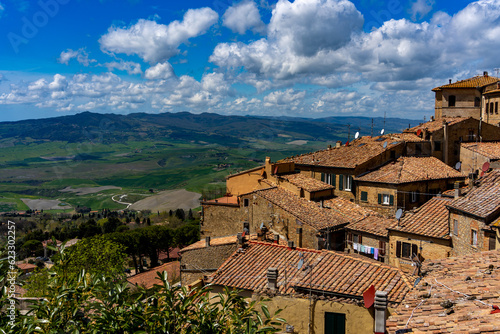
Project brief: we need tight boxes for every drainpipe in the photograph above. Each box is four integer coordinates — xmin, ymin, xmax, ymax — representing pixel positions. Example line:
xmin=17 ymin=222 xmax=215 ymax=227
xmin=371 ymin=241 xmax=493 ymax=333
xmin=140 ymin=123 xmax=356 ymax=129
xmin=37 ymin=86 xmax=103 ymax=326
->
xmin=443 ymin=120 xmax=449 ymax=165
xmin=374 ymin=291 xmax=388 ymax=334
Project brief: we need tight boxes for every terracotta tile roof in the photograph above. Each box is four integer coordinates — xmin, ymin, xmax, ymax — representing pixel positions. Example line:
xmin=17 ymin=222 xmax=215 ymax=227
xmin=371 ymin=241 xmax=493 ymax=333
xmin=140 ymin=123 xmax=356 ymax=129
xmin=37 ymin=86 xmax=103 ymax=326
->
xmin=461 ymin=142 xmax=500 ymax=160
xmin=387 ymin=250 xmax=500 ymax=333
xmin=127 ymin=262 xmax=180 ymax=289
xmin=355 ymin=157 xmax=465 ymax=184
xmin=208 ymin=241 xmax=413 ymax=305
xmin=347 ymin=214 xmax=396 ymax=237
xmin=255 ymin=187 xmax=351 ymax=229
xmin=280 ymin=136 xmax=404 ymax=169
xmin=390 ymin=197 xmax=452 ymax=239
xmin=389 ymin=132 xmax=426 ymax=143
xmin=404 ymin=117 xmax=469 ymax=134
xmin=158 ymin=247 xmax=181 ymax=261
xmin=279 ymin=173 xmax=334 ymax=192
xmin=432 ymin=75 xmax=500 ymax=91
xmin=180 ymin=233 xmax=286 ymax=252
xmin=484 ymin=88 xmax=500 ymax=95
xmin=16 ymin=263 xmax=37 ymax=271
xmin=323 ymin=197 xmax=373 ymax=222
xmin=447 ymin=170 xmax=500 ymax=219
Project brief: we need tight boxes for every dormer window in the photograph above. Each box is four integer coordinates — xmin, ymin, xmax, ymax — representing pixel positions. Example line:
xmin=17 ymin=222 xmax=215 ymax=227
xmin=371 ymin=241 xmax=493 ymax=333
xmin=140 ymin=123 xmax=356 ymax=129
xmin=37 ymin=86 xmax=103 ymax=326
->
xmin=449 ymin=95 xmax=456 ymax=107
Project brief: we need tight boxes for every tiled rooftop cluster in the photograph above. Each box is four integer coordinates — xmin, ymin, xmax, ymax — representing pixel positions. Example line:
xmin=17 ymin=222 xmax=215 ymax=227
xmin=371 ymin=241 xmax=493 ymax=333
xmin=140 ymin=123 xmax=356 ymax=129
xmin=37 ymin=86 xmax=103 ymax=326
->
xmin=347 ymin=214 xmax=396 ymax=237
xmin=392 ymin=197 xmax=452 ymax=239
xmin=462 ymin=142 xmax=500 ymax=160
xmin=387 ymin=250 xmax=500 ymax=333
xmin=127 ymin=262 xmax=180 ymax=289
xmin=447 ymin=170 xmax=500 ymax=219
xmin=180 ymin=233 xmax=287 ymax=252
xmin=280 ymin=136 xmax=403 ymax=168
xmin=209 ymin=241 xmax=413 ymax=305
xmin=404 ymin=117 xmax=468 ymax=134
xmin=279 ymin=173 xmax=334 ymax=192
xmin=255 ymin=187 xmax=351 ymax=229
xmin=356 ymin=157 xmax=464 ymax=184
xmin=432 ymin=75 xmax=500 ymax=90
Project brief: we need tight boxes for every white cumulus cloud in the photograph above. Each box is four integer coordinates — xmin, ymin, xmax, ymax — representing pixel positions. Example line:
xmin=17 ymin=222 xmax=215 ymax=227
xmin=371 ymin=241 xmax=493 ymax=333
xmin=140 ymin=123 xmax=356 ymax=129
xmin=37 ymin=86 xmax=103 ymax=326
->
xmin=99 ymin=8 xmax=218 ymax=64
xmin=222 ymin=1 xmax=266 ymax=34
xmin=104 ymin=61 xmax=142 ymax=75
xmin=58 ymin=49 xmax=96 ymax=66
xmin=409 ymin=0 xmax=435 ymax=21
xmin=144 ymin=62 xmax=175 ymax=80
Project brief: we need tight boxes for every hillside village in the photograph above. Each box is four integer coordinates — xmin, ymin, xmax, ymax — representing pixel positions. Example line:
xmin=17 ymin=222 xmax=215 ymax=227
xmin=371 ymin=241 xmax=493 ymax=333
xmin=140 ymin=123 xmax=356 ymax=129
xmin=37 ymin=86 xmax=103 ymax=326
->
xmin=178 ymin=72 xmax=500 ymax=333
xmin=6 ymin=72 xmax=500 ymax=333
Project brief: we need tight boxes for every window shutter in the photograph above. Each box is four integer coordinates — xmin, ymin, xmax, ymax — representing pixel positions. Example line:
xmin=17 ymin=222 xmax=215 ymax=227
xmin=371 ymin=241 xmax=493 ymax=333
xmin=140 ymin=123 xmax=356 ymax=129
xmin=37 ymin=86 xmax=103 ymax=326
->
xmin=332 ymin=174 xmax=336 ymax=187
xmin=416 ymin=191 xmax=420 ymax=203
xmin=412 ymin=244 xmax=418 ymax=258
xmin=396 ymin=241 xmax=402 ymax=258
xmin=379 ymin=241 xmax=386 ymax=256
xmin=348 ymin=232 xmax=353 ymax=242
xmin=321 ymin=173 xmax=325 ymax=182
xmin=378 ymin=194 xmax=382 ymax=204
xmin=359 ymin=234 xmax=363 ymax=244
xmin=389 ymin=195 xmax=394 ymax=206
xmin=339 ymin=175 xmax=343 ymax=190
xmin=361 ymin=191 xmax=368 ymax=202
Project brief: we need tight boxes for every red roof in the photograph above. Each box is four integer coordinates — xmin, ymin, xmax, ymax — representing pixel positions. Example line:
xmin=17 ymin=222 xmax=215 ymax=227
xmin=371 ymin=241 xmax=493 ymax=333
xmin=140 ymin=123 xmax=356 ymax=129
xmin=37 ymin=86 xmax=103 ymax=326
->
xmin=158 ymin=247 xmax=181 ymax=261
xmin=432 ymin=74 xmax=500 ymax=91
xmin=209 ymin=241 xmax=413 ymax=305
xmin=127 ymin=262 xmax=180 ymax=289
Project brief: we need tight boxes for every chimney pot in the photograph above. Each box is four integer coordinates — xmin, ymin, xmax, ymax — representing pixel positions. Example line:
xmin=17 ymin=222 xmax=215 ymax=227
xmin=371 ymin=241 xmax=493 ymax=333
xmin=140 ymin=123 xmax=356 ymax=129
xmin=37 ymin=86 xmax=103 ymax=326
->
xmin=274 ymin=234 xmax=280 ymax=244
xmin=237 ymin=232 xmax=243 ymax=246
xmin=484 ymin=71 xmax=489 ymax=77
xmin=205 ymin=236 xmax=211 ymax=247
xmin=336 ymin=141 xmax=342 ymax=148
xmin=449 ymin=79 xmax=452 ymax=84
xmin=374 ymin=291 xmax=388 ymax=334
xmin=267 ymin=267 xmax=279 ymax=291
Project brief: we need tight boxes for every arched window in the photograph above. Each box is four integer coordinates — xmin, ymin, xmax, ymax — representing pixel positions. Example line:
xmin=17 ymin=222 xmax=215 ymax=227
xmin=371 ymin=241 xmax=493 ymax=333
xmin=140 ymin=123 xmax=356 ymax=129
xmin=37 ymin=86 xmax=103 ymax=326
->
xmin=449 ymin=95 xmax=456 ymax=107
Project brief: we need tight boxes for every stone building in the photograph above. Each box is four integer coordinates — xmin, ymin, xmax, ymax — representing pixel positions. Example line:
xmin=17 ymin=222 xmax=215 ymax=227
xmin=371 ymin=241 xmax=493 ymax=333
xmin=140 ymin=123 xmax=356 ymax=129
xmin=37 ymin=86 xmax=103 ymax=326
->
xmin=387 ymin=250 xmax=500 ymax=333
xmin=482 ymin=80 xmax=500 ymax=126
xmin=387 ymin=197 xmax=453 ymax=274
xmin=446 ymin=170 xmax=500 ymax=256
xmin=354 ymin=157 xmax=465 ymax=215
xmin=432 ymin=72 xmax=500 ymax=121
xmin=460 ymin=141 xmax=500 ymax=176
xmin=403 ymin=116 xmax=500 ymax=167
xmin=208 ymin=241 xmax=413 ymax=334
xmin=345 ymin=213 xmax=396 ymax=263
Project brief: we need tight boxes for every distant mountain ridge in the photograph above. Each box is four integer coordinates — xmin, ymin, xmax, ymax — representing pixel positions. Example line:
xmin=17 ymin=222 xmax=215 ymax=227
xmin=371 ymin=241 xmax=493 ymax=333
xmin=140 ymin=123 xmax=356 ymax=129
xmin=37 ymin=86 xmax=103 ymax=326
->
xmin=0 ymin=111 xmax=418 ymax=145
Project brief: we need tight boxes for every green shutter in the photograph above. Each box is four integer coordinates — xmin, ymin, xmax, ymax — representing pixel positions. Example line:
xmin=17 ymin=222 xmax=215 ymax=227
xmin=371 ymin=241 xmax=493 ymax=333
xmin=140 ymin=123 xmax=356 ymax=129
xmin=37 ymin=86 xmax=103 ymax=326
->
xmin=361 ymin=191 xmax=368 ymax=202
xmin=378 ymin=193 xmax=382 ymax=204
xmin=332 ymin=174 xmax=336 ymax=187
xmin=321 ymin=173 xmax=325 ymax=182
xmin=339 ymin=175 xmax=343 ymax=190
xmin=325 ymin=312 xmax=346 ymax=334
xmin=389 ymin=195 xmax=394 ymax=206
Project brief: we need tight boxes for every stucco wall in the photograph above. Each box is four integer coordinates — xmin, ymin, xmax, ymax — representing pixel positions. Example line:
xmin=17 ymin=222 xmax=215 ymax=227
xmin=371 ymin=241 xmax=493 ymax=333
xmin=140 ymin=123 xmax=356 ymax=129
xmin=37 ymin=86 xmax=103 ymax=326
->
xmin=226 ymin=167 xmax=266 ymax=196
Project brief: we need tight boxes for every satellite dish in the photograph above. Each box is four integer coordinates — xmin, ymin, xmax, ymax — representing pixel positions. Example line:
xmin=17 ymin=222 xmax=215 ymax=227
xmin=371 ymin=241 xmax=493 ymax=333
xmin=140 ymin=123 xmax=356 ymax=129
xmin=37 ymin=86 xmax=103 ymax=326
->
xmin=416 ymin=129 xmax=422 ymax=137
xmin=355 ymin=132 xmax=359 ymax=139
xmin=260 ymin=222 xmax=264 ymax=229
xmin=345 ymin=141 xmax=349 ymax=146
xmin=380 ymin=129 xmax=385 ymax=135
xmin=482 ymin=161 xmax=490 ymax=172
xmin=480 ymin=171 xmax=485 ymax=178
xmin=383 ymin=141 xmax=388 ymax=149
xmin=455 ymin=161 xmax=462 ymax=171
xmin=297 ymin=259 xmax=304 ymax=270
xmin=395 ymin=208 xmax=403 ymax=220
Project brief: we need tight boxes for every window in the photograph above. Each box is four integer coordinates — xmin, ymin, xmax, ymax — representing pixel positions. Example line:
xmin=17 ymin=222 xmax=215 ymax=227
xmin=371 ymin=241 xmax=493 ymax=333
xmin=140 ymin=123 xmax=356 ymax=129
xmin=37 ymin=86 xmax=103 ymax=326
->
xmin=491 ymin=102 xmax=494 ymax=115
xmin=475 ymin=97 xmax=480 ymax=107
xmin=360 ymin=191 xmax=368 ymax=202
xmin=453 ymin=219 xmax=458 ymax=236
xmin=468 ymin=130 xmax=475 ymax=141
xmin=343 ymin=175 xmax=352 ymax=191
xmin=396 ymin=241 xmax=418 ymax=259
xmin=325 ymin=312 xmax=345 ymax=334
xmin=321 ymin=173 xmax=336 ymax=187
xmin=378 ymin=194 xmax=394 ymax=206
xmin=489 ymin=235 xmax=496 ymax=251
xmin=243 ymin=198 xmax=249 ymax=207
xmin=496 ymin=102 xmax=499 ymax=114
xmin=471 ymin=229 xmax=478 ymax=247
xmin=415 ymin=143 xmax=422 ymax=155
xmin=390 ymin=150 xmax=396 ymax=159
xmin=410 ymin=191 xmax=418 ymax=203
xmin=486 ymin=102 xmax=489 ymax=114
xmin=434 ymin=141 xmax=441 ymax=151
xmin=352 ymin=233 xmax=361 ymax=244
xmin=379 ymin=240 xmax=386 ymax=257
xmin=449 ymin=95 xmax=456 ymax=107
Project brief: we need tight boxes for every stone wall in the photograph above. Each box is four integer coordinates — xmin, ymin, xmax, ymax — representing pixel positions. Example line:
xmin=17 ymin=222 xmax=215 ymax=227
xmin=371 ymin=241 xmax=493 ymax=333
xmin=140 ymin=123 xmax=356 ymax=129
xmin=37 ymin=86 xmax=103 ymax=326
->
xmin=180 ymin=243 xmax=238 ymax=286
xmin=201 ymin=203 xmax=244 ymax=238
xmin=388 ymin=230 xmax=451 ymax=274
xmin=440 ymin=88 xmax=481 ymax=119
xmin=449 ymin=211 xmax=489 ymax=256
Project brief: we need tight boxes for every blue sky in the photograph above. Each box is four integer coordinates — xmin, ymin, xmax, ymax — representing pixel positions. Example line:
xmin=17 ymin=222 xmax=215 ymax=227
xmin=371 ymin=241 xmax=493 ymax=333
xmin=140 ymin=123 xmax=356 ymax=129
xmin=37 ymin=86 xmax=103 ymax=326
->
xmin=0 ymin=0 xmax=498 ymax=121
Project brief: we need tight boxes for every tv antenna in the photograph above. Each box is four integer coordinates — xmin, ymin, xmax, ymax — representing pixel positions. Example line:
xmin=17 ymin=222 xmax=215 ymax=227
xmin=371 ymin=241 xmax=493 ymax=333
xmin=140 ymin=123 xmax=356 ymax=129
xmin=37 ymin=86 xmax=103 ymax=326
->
xmin=495 ymin=68 xmax=500 ymax=77
xmin=347 ymin=124 xmax=351 ymax=142
xmin=371 ymin=118 xmax=374 ymax=137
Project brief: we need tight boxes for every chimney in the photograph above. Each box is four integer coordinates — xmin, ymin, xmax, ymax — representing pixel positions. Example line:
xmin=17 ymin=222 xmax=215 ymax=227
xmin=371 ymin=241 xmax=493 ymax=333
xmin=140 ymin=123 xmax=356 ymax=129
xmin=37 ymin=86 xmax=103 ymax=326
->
xmin=374 ymin=291 xmax=388 ymax=334
xmin=449 ymin=79 xmax=452 ymax=84
xmin=288 ymin=240 xmax=295 ymax=249
xmin=484 ymin=71 xmax=489 ymax=77
xmin=205 ymin=236 xmax=211 ymax=247
xmin=267 ymin=268 xmax=279 ymax=291
xmin=454 ymin=182 xmax=461 ymax=199
xmin=431 ymin=116 xmax=434 ymax=121
xmin=296 ymin=228 xmax=303 ymax=248
xmin=328 ymin=144 xmax=332 ymax=149
xmin=237 ymin=232 xmax=243 ymax=246
xmin=274 ymin=234 xmax=280 ymax=244
xmin=336 ymin=141 xmax=342 ymax=148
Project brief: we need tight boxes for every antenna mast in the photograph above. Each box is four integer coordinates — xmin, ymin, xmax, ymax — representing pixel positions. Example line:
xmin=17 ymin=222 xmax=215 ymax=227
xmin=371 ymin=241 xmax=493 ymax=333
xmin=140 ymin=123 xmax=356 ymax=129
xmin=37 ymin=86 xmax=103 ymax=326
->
xmin=347 ymin=124 xmax=351 ymax=143
xmin=371 ymin=118 xmax=374 ymax=137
